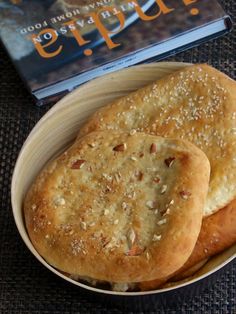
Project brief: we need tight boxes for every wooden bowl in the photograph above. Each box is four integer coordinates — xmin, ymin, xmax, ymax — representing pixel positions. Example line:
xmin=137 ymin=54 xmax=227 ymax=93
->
xmin=11 ymin=62 xmax=236 ymax=307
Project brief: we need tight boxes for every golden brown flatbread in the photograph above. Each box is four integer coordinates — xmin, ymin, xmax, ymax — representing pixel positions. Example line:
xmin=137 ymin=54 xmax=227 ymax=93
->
xmin=24 ymin=130 xmax=210 ymax=283
xmin=139 ymin=198 xmax=236 ymax=290
xmin=79 ymin=64 xmax=236 ymax=217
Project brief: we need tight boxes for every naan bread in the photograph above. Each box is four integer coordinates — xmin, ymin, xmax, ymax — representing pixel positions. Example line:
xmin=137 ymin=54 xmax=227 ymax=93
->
xmin=79 ymin=64 xmax=236 ymax=216
xmin=24 ymin=131 xmax=210 ymax=282
xmin=139 ymin=198 xmax=236 ymax=290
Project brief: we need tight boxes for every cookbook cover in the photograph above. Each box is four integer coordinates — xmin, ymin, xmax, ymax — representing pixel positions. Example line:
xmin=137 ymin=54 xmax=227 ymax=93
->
xmin=0 ymin=0 xmax=232 ymax=105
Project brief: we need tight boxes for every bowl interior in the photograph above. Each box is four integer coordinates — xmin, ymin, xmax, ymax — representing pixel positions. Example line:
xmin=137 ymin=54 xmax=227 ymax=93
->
xmin=11 ymin=62 xmax=236 ymax=295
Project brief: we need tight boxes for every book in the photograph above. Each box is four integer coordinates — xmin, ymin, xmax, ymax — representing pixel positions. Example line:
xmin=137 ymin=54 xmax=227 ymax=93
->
xmin=0 ymin=0 xmax=232 ymax=105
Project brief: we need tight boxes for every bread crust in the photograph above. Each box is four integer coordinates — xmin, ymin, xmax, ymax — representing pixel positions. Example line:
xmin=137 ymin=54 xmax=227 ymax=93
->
xmin=24 ymin=131 xmax=210 ymax=282
xmin=139 ymin=199 xmax=236 ymax=290
xmin=78 ymin=64 xmax=236 ymax=216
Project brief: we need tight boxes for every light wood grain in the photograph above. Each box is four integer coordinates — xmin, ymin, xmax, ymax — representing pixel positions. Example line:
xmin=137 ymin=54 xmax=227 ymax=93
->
xmin=11 ymin=62 xmax=236 ymax=295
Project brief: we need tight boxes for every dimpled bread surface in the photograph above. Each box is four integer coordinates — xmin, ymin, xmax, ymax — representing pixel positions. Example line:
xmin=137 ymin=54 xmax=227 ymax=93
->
xmin=24 ymin=131 xmax=210 ymax=283
xmin=78 ymin=64 xmax=236 ymax=216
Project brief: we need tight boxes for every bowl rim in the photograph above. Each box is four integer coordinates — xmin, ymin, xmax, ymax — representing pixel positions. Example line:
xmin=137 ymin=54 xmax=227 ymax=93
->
xmin=11 ymin=61 xmax=236 ymax=296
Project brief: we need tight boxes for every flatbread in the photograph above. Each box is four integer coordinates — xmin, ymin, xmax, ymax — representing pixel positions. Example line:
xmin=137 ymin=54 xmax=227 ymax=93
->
xmin=139 ymin=198 xmax=236 ymax=290
xmin=79 ymin=64 xmax=236 ymax=216
xmin=24 ymin=130 xmax=210 ymax=282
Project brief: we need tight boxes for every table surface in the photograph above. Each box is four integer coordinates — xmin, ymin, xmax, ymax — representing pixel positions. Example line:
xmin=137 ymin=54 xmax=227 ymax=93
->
xmin=0 ymin=0 xmax=235 ymax=313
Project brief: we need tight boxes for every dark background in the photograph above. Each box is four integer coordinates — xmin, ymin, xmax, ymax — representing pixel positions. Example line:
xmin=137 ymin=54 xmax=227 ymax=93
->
xmin=0 ymin=0 xmax=235 ymax=313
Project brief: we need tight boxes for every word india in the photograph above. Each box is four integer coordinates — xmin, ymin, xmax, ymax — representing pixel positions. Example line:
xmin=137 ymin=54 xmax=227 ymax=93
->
xmin=28 ymin=0 xmax=199 ymax=58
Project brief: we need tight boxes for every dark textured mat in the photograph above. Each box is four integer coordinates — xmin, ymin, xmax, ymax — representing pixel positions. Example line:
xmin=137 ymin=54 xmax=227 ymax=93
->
xmin=0 ymin=0 xmax=235 ymax=313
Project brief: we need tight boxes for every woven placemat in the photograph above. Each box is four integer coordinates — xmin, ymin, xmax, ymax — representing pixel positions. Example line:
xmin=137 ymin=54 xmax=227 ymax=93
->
xmin=0 ymin=0 xmax=235 ymax=313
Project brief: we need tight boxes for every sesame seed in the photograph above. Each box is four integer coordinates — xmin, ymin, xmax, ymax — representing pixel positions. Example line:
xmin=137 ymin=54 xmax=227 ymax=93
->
xmin=160 ymin=185 xmax=167 ymax=194
xmin=104 ymin=209 xmax=110 ymax=216
xmin=157 ymin=218 xmax=167 ymax=225
xmin=80 ymin=221 xmax=87 ymax=230
xmin=146 ymin=200 xmax=156 ymax=209
xmin=54 ymin=196 xmax=65 ymax=206
xmin=129 ymin=129 xmax=137 ymax=135
xmin=153 ymin=234 xmax=162 ymax=241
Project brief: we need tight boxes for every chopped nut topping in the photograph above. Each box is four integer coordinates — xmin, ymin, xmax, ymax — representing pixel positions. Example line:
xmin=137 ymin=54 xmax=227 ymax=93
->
xmin=160 ymin=185 xmax=167 ymax=194
xmin=131 ymin=156 xmax=138 ymax=161
xmin=157 ymin=218 xmax=167 ymax=225
xmin=153 ymin=177 xmax=160 ymax=183
xmin=169 ymin=199 xmax=175 ymax=205
xmin=129 ymin=129 xmax=137 ymax=136
xmin=113 ymin=143 xmax=127 ymax=152
xmin=122 ymin=202 xmax=128 ymax=210
xmin=80 ymin=221 xmax=87 ymax=230
xmin=88 ymin=143 xmax=96 ymax=148
xmin=164 ymin=208 xmax=171 ymax=215
xmin=71 ymin=159 xmax=86 ymax=169
xmin=127 ymin=191 xmax=136 ymax=199
xmin=153 ymin=234 xmax=162 ymax=241
xmin=126 ymin=245 xmax=144 ymax=256
xmin=127 ymin=228 xmax=136 ymax=247
xmin=179 ymin=191 xmax=192 ymax=200
xmin=102 ymin=173 xmax=113 ymax=181
xmin=31 ymin=204 xmax=37 ymax=211
xmin=150 ymin=143 xmax=157 ymax=154
xmin=164 ymin=157 xmax=176 ymax=168
xmin=104 ymin=186 xmax=112 ymax=193
xmin=114 ymin=172 xmax=121 ymax=183
xmin=136 ymin=171 xmax=144 ymax=181
xmin=160 ymin=208 xmax=168 ymax=216
xmin=146 ymin=200 xmax=157 ymax=209
xmin=146 ymin=252 xmax=150 ymax=260
xmin=114 ymin=219 xmax=119 ymax=225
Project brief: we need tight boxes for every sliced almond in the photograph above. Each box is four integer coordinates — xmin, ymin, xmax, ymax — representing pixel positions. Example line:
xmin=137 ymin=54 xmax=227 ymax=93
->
xmin=160 ymin=185 xmax=167 ymax=194
xmin=150 ymin=143 xmax=157 ymax=154
xmin=146 ymin=251 xmax=150 ymax=260
xmin=157 ymin=218 xmax=167 ymax=225
xmin=113 ymin=143 xmax=127 ymax=152
xmin=122 ymin=202 xmax=128 ymax=210
xmin=129 ymin=129 xmax=137 ymax=136
xmin=127 ymin=228 xmax=136 ymax=247
xmin=146 ymin=200 xmax=157 ymax=209
xmin=153 ymin=177 xmax=160 ymax=183
xmin=136 ymin=171 xmax=144 ymax=181
xmin=80 ymin=221 xmax=87 ymax=230
xmin=126 ymin=244 xmax=144 ymax=256
xmin=71 ymin=159 xmax=86 ymax=169
xmin=164 ymin=157 xmax=176 ymax=168
xmin=179 ymin=191 xmax=192 ymax=200
xmin=152 ymin=234 xmax=162 ymax=241
xmin=88 ymin=143 xmax=96 ymax=148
